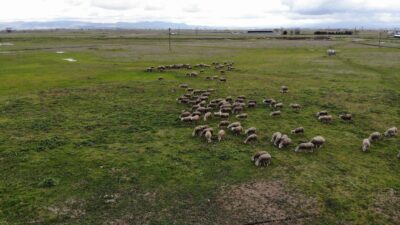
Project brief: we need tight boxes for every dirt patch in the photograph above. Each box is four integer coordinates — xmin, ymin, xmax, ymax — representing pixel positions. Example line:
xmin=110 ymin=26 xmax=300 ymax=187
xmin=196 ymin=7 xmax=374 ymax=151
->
xmin=371 ymin=188 xmax=400 ymax=224
xmin=216 ymin=181 xmax=320 ymax=225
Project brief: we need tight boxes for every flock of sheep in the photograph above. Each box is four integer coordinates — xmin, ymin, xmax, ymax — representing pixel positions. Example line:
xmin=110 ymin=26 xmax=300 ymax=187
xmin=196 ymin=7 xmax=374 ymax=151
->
xmin=148 ymin=60 xmax=398 ymax=167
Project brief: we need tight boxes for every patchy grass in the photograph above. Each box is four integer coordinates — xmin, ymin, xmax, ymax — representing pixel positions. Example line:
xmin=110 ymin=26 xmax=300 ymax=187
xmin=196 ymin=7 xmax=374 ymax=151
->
xmin=0 ymin=31 xmax=399 ymax=224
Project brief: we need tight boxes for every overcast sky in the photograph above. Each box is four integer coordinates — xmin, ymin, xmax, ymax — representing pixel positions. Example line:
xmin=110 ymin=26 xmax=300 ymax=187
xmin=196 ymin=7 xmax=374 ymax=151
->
xmin=1 ymin=0 xmax=400 ymax=28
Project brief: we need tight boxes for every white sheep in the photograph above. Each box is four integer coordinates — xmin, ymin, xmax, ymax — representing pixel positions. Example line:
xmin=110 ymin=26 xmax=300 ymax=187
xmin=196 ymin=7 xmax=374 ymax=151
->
xmin=310 ymin=136 xmax=326 ymax=148
xmin=339 ymin=113 xmax=352 ymax=121
xmin=289 ymin=103 xmax=301 ymax=110
xmin=291 ymin=127 xmax=304 ymax=135
xmin=231 ymin=125 xmax=243 ymax=135
xmin=362 ymin=138 xmax=370 ymax=152
xmin=251 ymin=151 xmax=268 ymax=162
xmin=227 ymin=122 xmax=241 ymax=129
xmin=270 ymin=111 xmax=281 ymax=117
xmin=255 ymin=153 xmax=272 ymax=167
xmin=244 ymin=134 xmax=258 ymax=144
xmin=318 ymin=115 xmax=333 ymax=123
xmin=316 ymin=111 xmax=328 ymax=117
xmin=203 ymin=112 xmax=212 ymax=121
xmin=218 ymin=130 xmax=225 ymax=142
xmin=278 ymin=135 xmax=292 ymax=149
xmin=192 ymin=125 xmax=209 ymax=137
xmin=295 ymin=142 xmax=315 ymax=152
xmin=271 ymin=132 xmax=282 ymax=146
xmin=369 ymin=132 xmax=381 ymax=142
xmin=219 ymin=120 xmax=230 ymax=128
xmin=384 ymin=127 xmax=398 ymax=137
xmin=245 ymin=127 xmax=256 ymax=136
xmin=190 ymin=115 xmax=200 ymax=122
xmin=236 ymin=113 xmax=248 ymax=119
xmin=280 ymin=86 xmax=288 ymax=93
xmin=205 ymin=130 xmax=212 ymax=143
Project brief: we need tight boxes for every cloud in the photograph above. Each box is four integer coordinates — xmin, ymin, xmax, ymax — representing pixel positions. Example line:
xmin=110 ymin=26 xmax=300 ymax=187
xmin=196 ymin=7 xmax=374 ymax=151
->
xmin=183 ymin=4 xmax=200 ymax=13
xmin=91 ymin=0 xmax=139 ymax=10
xmin=144 ymin=4 xmax=164 ymax=11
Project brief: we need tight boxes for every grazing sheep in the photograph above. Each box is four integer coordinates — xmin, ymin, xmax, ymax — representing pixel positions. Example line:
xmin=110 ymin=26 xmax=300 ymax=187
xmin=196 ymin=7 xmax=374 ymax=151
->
xmin=236 ymin=113 xmax=248 ymax=119
xmin=179 ymin=84 xmax=188 ymax=88
xmin=369 ymin=132 xmax=381 ymax=142
xmin=280 ymin=86 xmax=289 ymax=93
xmin=245 ymin=127 xmax=257 ymax=136
xmin=180 ymin=111 xmax=191 ymax=118
xmin=220 ymin=77 xmax=227 ymax=82
xmin=231 ymin=126 xmax=243 ymax=135
xmin=232 ymin=106 xmax=243 ymax=114
xmin=291 ymin=127 xmax=304 ymax=135
xmin=263 ymin=98 xmax=275 ymax=106
xmin=191 ymin=115 xmax=200 ymax=122
xmin=181 ymin=116 xmax=192 ymax=122
xmin=384 ymin=127 xmax=398 ymax=137
xmin=227 ymin=122 xmax=241 ymax=129
xmin=218 ymin=130 xmax=225 ymax=142
xmin=397 ymin=151 xmax=400 ymax=159
xmin=219 ymin=120 xmax=230 ymax=128
xmin=271 ymin=132 xmax=282 ymax=145
xmin=244 ymin=134 xmax=258 ymax=144
xmin=289 ymin=103 xmax=301 ymax=110
xmin=316 ymin=110 xmax=328 ymax=117
xmin=220 ymin=112 xmax=229 ymax=119
xmin=255 ymin=153 xmax=272 ymax=167
xmin=327 ymin=49 xmax=336 ymax=56
xmin=221 ymin=107 xmax=232 ymax=113
xmin=248 ymin=102 xmax=257 ymax=108
xmin=205 ymin=130 xmax=212 ymax=143
xmin=272 ymin=102 xmax=284 ymax=109
xmin=362 ymin=138 xmax=370 ymax=152
xmin=192 ymin=111 xmax=202 ymax=117
xmin=318 ymin=115 xmax=333 ymax=123
xmin=251 ymin=151 xmax=269 ymax=162
xmin=339 ymin=113 xmax=352 ymax=121
xmin=158 ymin=77 xmax=164 ymax=80
xmin=192 ymin=125 xmax=209 ymax=137
xmin=295 ymin=142 xmax=315 ymax=153
xmin=278 ymin=135 xmax=292 ymax=149
xmin=311 ymin=136 xmax=326 ymax=148
xmin=204 ymin=112 xmax=212 ymax=121
xmin=270 ymin=111 xmax=281 ymax=117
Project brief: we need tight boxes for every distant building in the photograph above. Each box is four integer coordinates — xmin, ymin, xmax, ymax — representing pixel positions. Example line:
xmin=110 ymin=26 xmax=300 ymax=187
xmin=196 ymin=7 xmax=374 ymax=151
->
xmin=395 ymin=34 xmax=400 ymax=38
xmin=5 ymin=27 xmax=12 ymax=33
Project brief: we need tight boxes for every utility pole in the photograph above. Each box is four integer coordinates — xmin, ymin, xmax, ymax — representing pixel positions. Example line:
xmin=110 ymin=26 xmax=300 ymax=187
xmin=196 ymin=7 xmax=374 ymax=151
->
xmin=168 ymin=28 xmax=171 ymax=52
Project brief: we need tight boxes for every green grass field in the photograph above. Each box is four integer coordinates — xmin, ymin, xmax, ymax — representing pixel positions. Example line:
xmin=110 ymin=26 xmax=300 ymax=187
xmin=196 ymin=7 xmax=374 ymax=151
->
xmin=0 ymin=31 xmax=399 ymax=225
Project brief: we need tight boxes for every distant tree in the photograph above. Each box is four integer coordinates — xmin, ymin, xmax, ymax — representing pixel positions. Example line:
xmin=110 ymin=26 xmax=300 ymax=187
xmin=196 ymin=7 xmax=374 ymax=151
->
xmin=282 ymin=30 xmax=288 ymax=35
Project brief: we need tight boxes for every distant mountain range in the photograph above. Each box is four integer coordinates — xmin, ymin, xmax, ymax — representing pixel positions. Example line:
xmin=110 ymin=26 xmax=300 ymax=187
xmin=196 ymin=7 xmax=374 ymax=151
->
xmin=0 ymin=21 xmax=209 ymax=30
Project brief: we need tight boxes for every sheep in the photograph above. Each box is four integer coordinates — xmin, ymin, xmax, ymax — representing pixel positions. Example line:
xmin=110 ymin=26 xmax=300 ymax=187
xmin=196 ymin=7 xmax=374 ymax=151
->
xmin=295 ymin=142 xmax=315 ymax=152
xmin=369 ymin=132 xmax=381 ymax=142
xmin=179 ymin=84 xmax=188 ymax=88
xmin=271 ymin=132 xmax=282 ymax=145
xmin=384 ymin=127 xmax=398 ymax=137
xmin=181 ymin=116 xmax=192 ymax=122
xmin=397 ymin=151 xmax=400 ymax=159
xmin=192 ymin=111 xmax=202 ymax=117
xmin=280 ymin=86 xmax=289 ymax=93
xmin=245 ymin=127 xmax=256 ymax=136
xmin=192 ymin=125 xmax=209 ymax=137
xmin=248 ymin=102 xmax=257 ymax=108
xmin=219 ymin=77 xmax=227 ymax=82
xmin=232 ymin=106 xmax=243 ymax=114
xmin=231 ymin=126 xmax=243 ymax=135
xmin=225 ymin=96 xmax=233 ymax=103
xmin=220 ymin=112 xmax=230 ymax=119
xmin=158 ymin=77 xmax=164 ymax=81
xmin=310 ymin=136 xmax=326 ymax=148
xmin=263 ymin=98 xmax=275 ymax=106
xmin=362 ymin=138 xmax=370 ymax=152
xmin=180 ymin=111 xmax=191 ymax=118
xmin=270 ymin=111 xmax=281 ymax=117
xmin=318 ymin=115 xmax=333 ymax=123
xmin=221 ymin=107 xmax=232 ymax=113
xmin=327 ymin=49 xmax=336 ymax=56
xmin=251 ymin=151 xmax=268 ymax=162
xmin=291 ymin=127 xmax=304 ymax=135
xmin=227 ymin=122 xmax=241 ymax=129
xmin=316 ymin=111 xmax=328 ymax=117
xmin=244 ymin=134 xmax=258 ymax=144
xmin=272 ymin=102 xmax=284 ymax=109
xmin=190 ymin=115 xmax=200 ymax=122
xmin=289 ymin=103 xmax=301 ymax=110
xmin=205 ymin=130 xmax=212 ymax=143
xmin=255 ymin=153 xmax=272 ymax=167
xmin=218 ymin=130 xmax=226 ymax=142
xmin=278 ymin=135 xmax=292 ymax=149
xmin=203 ymin=112 xmax=212 ymax=121
xmin=236 ymin=113 xmax=248 ymax=119
xmin=339 ymin=113 xmax=352 ymax=121
xmin=219 ymin=120 xmax=230 ymax=128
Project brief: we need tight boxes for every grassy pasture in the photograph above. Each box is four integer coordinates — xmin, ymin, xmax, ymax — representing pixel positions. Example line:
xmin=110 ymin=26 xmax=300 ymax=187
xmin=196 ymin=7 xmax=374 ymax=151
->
xmin=0 ymin=31 xmax=400 ymax=224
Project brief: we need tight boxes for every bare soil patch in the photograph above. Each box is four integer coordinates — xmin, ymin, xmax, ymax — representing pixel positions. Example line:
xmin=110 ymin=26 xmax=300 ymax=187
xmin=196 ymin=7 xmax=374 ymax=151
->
xmin=216 ymin=181 xmax=320 ymax=225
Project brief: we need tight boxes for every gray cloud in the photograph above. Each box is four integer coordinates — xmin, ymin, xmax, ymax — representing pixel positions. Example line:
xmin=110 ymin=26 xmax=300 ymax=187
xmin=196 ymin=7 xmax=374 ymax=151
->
xmin=183 ymin=4 xmax=200 ymax=13
xmin=91 ymin=0 xmax=139 ymax=10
